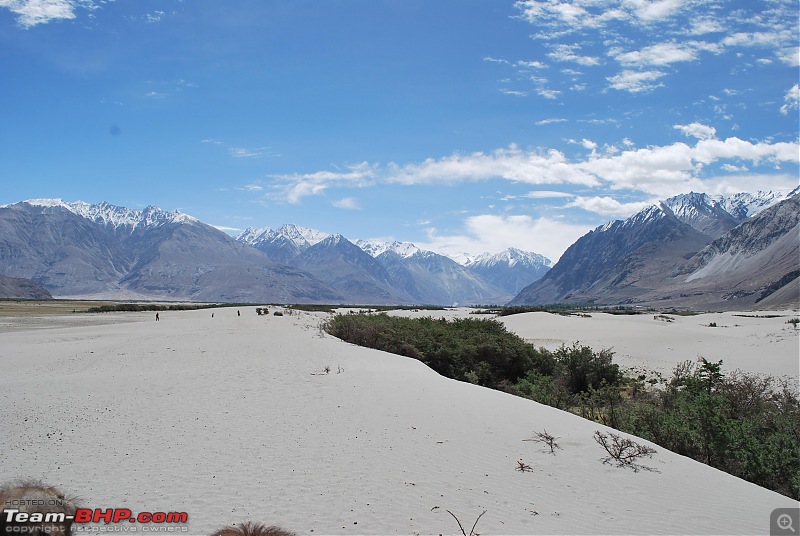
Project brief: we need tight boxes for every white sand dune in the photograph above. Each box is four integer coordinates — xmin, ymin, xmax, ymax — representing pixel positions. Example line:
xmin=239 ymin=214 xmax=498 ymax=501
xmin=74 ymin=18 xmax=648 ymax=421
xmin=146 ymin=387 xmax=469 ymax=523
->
xmin=498 ymin=311 xmax=800 ymax=380
xmin=1 ymin=307 xmax=797 ymax=535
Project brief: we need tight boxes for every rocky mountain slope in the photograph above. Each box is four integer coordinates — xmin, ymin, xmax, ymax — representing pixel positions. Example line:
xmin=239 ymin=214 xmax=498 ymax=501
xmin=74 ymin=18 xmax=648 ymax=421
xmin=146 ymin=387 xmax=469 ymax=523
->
xmin=0 ymin=274 xmax=53 ymax=299
xmin=0 ymin=200 xmax=549 ymax=305
xmin=239 ymin=229 xmax=525 ymax=304
xmin=0 ymin=200 xmax=342 ymax=303
xmin=510 ymin=190 xmax=799 ymax=310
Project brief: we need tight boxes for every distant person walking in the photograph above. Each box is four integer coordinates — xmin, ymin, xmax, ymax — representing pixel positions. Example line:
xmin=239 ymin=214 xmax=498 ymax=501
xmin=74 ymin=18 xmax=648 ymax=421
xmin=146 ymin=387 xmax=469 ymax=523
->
xmin=237 ymin=310 xmax=241 ymax=317
xmin=155 ymin=312 xmax=160 ymax=321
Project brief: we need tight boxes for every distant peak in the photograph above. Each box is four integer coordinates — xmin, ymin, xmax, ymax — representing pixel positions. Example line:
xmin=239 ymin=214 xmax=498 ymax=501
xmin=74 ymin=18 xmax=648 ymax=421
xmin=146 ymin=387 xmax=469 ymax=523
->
xmin=467 ymin=247 xmax=551 ymax=268
xmin=236 ymin=227 xmax=273 ymax=244
xmin=356 ymin=239 xmax=421 ymax=258
xmin=15 ymin=199 xmax=197 ymax=229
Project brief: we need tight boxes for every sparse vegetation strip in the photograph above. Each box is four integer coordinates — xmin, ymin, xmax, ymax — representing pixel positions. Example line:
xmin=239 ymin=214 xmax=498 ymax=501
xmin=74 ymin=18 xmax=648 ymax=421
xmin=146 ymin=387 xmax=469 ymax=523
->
xmin=323 ymin=312 xmax=800 ymax=499
xmin=86 ymin=303 xmax=226 ymax=313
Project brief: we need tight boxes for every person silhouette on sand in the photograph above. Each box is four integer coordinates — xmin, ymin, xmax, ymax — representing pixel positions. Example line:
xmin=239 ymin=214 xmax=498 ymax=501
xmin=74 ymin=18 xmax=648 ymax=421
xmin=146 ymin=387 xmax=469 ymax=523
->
xmin=155 ymin=312 xmax=160 ymax=321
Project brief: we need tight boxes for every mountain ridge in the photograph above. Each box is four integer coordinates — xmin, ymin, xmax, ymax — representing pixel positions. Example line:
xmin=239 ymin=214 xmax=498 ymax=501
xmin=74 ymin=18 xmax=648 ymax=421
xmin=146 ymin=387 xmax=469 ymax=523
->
xmin=2 ymin=190 xmax=794 ymax=308
xmin=509 ymin=189 xmax=798 ymax=309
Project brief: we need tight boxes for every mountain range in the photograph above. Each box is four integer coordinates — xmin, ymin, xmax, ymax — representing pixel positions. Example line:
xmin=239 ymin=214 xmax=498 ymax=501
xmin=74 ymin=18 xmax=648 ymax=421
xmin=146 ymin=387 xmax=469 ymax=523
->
xmin=0 ymin=199 xmax=549 ymax=304
xmin=510 ymin=189 xmax=799 ymax=310
xmin=236 ymin=224 xmax=550 ymax=304
xmin=1 ymin=189 xmax=796 ymax=309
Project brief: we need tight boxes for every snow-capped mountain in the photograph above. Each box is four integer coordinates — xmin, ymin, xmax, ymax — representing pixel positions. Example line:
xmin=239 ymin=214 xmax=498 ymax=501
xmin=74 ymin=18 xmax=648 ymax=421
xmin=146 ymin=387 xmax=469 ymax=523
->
xmin=661 ymin=192 xmax=740 ymax=239
xmin=0 ymin=200 xmax=341 ymax=302
xmin=237 ymin=227 xmax=518 ymax=304
xmin=467 ymin=248 xmax=551 ymax=270
xmin=6 ymin=190 xmax=789 ymax=308
xmin=510 ymin=190 xmax=799 ymax=309
xmin=683 ymin=194 xmax=799 ymax=308
xmin=356 ymin=239 xmax=421 ymax=259
xmin=237 ymin=224 xmax=333 ymax=264
xmin=465 ymin=248 xmax=552 ymax=296
xmin=714 ymin=188 xmax=797 ymax=220
xmin=238 ymin=224 xmax=330 ymax=250
xmin=11 ymin=198 xmax=198 ymax=231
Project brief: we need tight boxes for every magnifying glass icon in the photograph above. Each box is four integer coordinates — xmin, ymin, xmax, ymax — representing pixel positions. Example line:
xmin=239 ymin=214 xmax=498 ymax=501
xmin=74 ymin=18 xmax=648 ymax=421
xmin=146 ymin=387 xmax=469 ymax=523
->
xmin=778 ymin=513 xmax=796 ymax=533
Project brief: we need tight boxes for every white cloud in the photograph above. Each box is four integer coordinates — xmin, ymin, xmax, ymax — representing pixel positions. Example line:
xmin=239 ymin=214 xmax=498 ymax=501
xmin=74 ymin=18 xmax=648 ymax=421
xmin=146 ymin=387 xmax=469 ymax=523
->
xmin=780 ymin=84 xmax=799 ymax=115
xmin=145 ymin=10 xmax=163 ymax=23
xmin=511 ymin=0 xmax=798 ymax=95
xmin=698 ymin=173 xmax=800 ymax=196
xmin=720 ymin=163 xmax=747 ymax=172
xmin=501 ymin=190 xmax=574 ymax=201
xmin=418 ymin=214 xmax=591 ymax=263
xmin=229 ymin=146 xmax=277 ymax=158
xmin=211 ymin=225 xmax=242 ymax=234
xmin=332 ymin=197 xmax=361 ymax=210
xmin=536 ymin=87 xmax=561 ymax=99
xmin=690 ymin=137 xmax=799 ymax=165
xmin=273 ymin=162 xmax=378 ymax=204
xmin=514 ymin=0 xmax=599 ymax=31
xmin=777 ymin=46 xmax=799 ymax=67
xmin=516 ymin=60 xmax=548 ymax=69
xmin=565 ymin=196 xmax=653 ymax=217
xmin=548 ymin=44 xmax=601 ymax=66
xmin=523 ymin=190 xmax=574 ymax=198
xmin=239 ymin=184 xmax=263 ymax=192
xmin=270 ymin=137 xmax=799 ymax=204
xmin=625 ymin=0 xmax=685 ymax=22
xmin=686 ymin=18 xmax=725 ymax=36
xmin=500 ymin=88 xmax=528 ymax=97
xmin=722 ymin=31 xmax=791 ymax=49
xmin=0 ymin=0 xmax=85 ymax=27
xmin=535 ymin=118 xmax=568 ymax=125
xmin=613 ymin=41 xmax=700 ymax=67
xmin=384 ymin=146 xmax=599 ymax=188
xmin=607 ymin=69 xmax=666 ymax=93
xmin=674 ymin=122 xmax=717 ymax=140
xmin=514 ymin=0 xmax=688 ymax=32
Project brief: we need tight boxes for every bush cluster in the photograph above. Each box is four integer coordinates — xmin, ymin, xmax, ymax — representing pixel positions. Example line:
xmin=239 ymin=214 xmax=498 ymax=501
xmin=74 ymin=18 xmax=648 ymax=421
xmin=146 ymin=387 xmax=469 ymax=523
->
xmin=323 ymin=312 xmax=799 ymax=499
xmin=617 ymin=358 xmax=799 ymax=498
xmin=323 ymin=313 xmax=549 ymax=387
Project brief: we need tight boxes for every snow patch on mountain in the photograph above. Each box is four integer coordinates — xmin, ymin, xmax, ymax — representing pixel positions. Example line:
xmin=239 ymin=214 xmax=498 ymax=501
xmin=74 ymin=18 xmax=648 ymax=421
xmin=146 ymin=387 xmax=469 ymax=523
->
xmin=12 ymin=199 xmax=197 ymax=230
xmin=356 ymin=239 xmax=421 ymax=259
xmin=237 ymin=227 xmax=273 ymax=246
xmin=275 ymin=224 xmax=330 ymax=250
xmin=713 ymin=189 xmax=795 ymax=220
xmin=467 ymin=248 xmax=551 ymax=269
xmin=590 ymin=190 xmax=793 ymax=239
xmin=237 ymin=224 xmax=330 ymax=251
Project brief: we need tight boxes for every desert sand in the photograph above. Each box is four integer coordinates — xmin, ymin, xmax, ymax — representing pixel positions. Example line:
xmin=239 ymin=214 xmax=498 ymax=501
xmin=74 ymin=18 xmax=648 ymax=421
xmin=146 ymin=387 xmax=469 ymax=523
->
xmin=497 ymin=310 xmax=800 ymax=381
xmin=1 ymin=306 xmax=797 ymax=535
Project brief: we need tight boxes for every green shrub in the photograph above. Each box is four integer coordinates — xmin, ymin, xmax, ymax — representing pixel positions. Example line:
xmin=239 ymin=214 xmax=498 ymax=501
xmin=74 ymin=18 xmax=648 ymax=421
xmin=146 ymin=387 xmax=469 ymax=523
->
xmin=322 ymin=313 xmax=548 ymax=388
xmin=553 ymin=343 xmax=621 ymax=395
xmin=323 ymin=312 xmax=799 ymax=500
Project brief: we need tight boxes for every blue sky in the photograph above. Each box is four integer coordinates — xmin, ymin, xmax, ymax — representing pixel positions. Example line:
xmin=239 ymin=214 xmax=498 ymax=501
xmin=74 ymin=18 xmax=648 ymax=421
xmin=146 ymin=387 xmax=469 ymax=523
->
xmin=1 ymin=0 xmax=797 ymax=262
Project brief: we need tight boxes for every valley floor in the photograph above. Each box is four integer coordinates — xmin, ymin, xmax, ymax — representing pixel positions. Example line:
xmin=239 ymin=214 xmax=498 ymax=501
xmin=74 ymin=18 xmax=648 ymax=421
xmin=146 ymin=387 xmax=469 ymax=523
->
xmin=1 ymin=306 xmax=797 ymax=535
